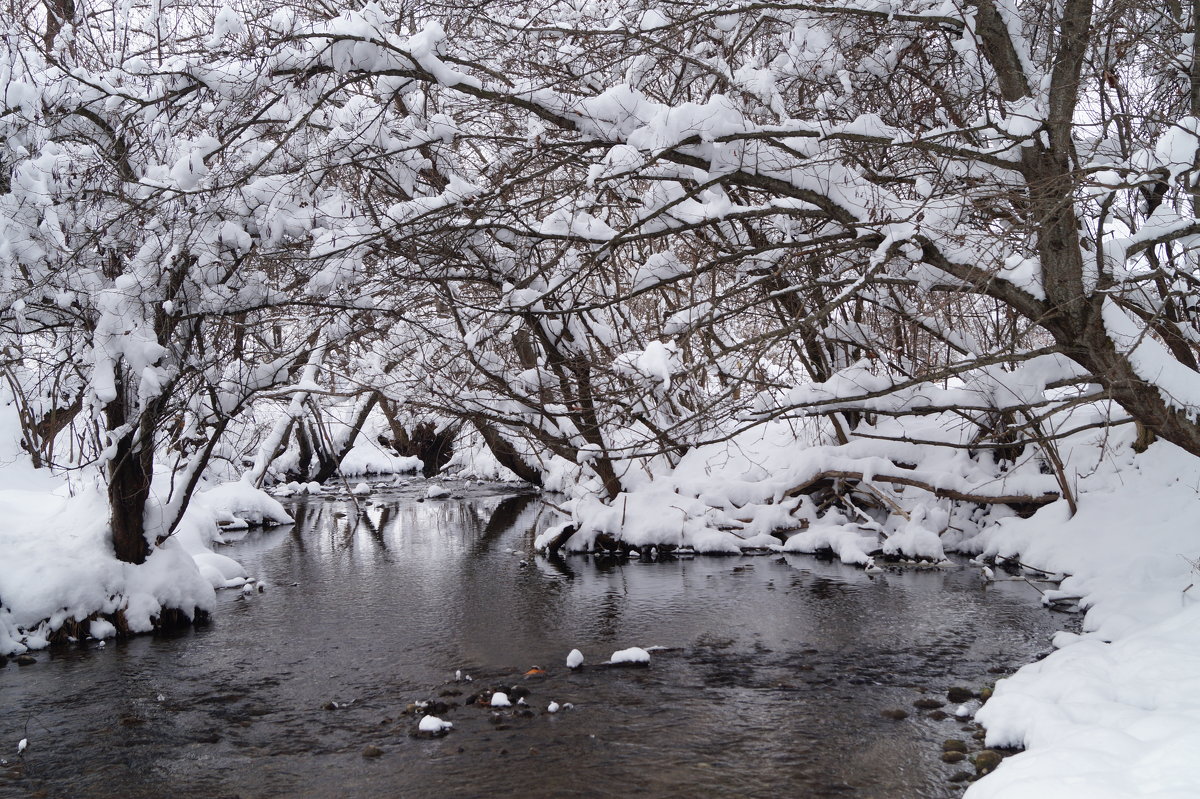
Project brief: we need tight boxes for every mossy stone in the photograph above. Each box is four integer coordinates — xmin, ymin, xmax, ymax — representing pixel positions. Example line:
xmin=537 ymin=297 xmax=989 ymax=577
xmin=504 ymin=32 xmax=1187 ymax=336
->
xmin=973 ymin=750 xmax=1003 ymax=774
xmin=947 ymin=686 xmax=975 ymax=703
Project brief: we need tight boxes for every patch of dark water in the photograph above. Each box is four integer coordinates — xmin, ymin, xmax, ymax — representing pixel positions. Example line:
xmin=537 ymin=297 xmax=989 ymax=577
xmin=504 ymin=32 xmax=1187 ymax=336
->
xmin=0 ymin=480 xmax=1071 ymax=798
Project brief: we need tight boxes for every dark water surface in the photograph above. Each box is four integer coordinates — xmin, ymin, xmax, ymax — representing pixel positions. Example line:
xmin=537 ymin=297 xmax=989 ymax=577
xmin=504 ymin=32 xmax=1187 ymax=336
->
xmin=0 ymin=481 xmax=1068 ymax=798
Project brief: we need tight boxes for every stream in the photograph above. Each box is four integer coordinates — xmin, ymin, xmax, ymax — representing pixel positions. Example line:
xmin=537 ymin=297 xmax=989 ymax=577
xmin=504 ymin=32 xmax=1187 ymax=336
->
xmin=0 ymin=480 xmax=1071 ymax=798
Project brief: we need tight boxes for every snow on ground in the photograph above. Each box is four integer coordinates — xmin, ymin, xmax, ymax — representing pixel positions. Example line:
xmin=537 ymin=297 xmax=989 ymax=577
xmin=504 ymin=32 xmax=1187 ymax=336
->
xmin=960 ymin=435 xmax=1200 ymax=798
xmin=7 ymin=394 xmax=1200 ymax=795
xmin=541 ymin=415 xmax=1039 ymax=557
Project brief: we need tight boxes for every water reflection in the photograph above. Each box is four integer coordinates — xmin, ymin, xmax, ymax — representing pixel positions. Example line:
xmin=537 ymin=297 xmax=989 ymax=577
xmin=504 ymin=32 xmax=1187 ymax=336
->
xmin=0 ymin=481 xmax=1068 ymax=799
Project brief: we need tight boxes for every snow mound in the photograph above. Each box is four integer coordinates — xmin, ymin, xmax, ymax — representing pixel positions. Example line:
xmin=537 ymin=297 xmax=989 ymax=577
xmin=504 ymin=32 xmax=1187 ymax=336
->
xmin=609 ymin=647 xmax=650 ymax=665
xmin=418 ymin=715 xmax=453 ymax=733
xmin=198 ymin=481 xmax=294 ymax=529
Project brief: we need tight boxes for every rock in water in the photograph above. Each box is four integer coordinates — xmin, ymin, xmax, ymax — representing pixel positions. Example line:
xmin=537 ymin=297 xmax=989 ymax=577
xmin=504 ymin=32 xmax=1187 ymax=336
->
xmin=418 ymin=716 xmax=453 ymax=735
xmin=947 ymin=686 xmax=975 ymax=703
xmin=973 ymin=750 xmax=1003 ymax=774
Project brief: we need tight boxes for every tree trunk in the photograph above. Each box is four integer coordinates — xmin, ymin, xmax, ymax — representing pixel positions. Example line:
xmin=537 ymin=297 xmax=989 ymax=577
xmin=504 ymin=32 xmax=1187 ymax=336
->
xmin=105 ymin=376 xmax=153 ymax=565
xmin=311 ymin=392 xmax=381 ymax=483
xmin=473 ymin=418 xmax=544 ymax=486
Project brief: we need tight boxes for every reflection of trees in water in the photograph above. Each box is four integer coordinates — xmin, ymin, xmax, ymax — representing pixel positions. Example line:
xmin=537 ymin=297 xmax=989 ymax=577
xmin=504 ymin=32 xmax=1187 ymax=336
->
xmin=476 ymin=493 xmax=539 ymax=553
xmin=355 ymin=504 xmax=393 ymax=550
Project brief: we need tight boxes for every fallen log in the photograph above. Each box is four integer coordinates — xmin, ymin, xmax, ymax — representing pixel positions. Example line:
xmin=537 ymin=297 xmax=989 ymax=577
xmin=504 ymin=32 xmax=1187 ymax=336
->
xmin=785 ymin=469 xmax=1059 ymax=508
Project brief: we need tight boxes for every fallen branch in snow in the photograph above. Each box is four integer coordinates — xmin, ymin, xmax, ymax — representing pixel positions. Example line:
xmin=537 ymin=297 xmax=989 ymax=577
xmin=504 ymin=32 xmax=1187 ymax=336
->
xmin=784 ymin=470 xmax=1060 ymax=508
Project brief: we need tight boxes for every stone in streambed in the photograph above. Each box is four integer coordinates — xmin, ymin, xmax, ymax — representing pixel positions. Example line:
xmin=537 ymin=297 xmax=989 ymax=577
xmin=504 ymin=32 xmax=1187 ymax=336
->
xmin=947 ymin=686 xmax=975 ymax=703
xmin=941 ymin=751 xmax=966 ymax=764
xmin=973 ymin=750 xmax=1003 ymax=774
xmin=362 ymin=745 xmax=384 ymax=758
xmin=880 ymin=709 xmax=909 ymax=720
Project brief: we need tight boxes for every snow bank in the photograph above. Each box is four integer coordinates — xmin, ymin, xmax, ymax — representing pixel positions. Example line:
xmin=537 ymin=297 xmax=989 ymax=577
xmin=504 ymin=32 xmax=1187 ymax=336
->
xmin=0 ymin=467 xmax=282 ymax=654
xmin=549 ymin=416 xmax=1011 ymax=559
xmin=0 ymin=486 xmax=217 ymax=654
xmin=960 ymin=436 xmax=1200 ymax=798
xmin=338 ymin=446 xmax=422 ymax=477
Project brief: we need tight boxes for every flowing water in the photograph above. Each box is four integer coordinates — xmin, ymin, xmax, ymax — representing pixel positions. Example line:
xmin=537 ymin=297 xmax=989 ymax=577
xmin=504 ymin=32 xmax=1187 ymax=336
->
xmin=0 ymin=481 xmax=1071 ymax=799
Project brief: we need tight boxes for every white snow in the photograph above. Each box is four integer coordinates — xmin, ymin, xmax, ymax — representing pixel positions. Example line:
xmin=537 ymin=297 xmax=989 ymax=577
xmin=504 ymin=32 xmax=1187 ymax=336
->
xmin=959 ymin=435 xmax=1200 ymax=798
xmin=547 ymin=701 xmax=560 ymax=713
xmin=425 ymin=484 xmax=451 ymax=499
xmin=608 ymin=647 xmax=650 ymax=665
xmin=490 ymin=691 xmax=512 ymax=707
xmin=566 ymin=648 xmax=584 ymax=669
xmin=88 ymin=619 xmax=116 ymax=640
xmin=418 ymin=715 xmax=453 ymax=733
xmin=0 ymin=405 xmax=272 ymax=654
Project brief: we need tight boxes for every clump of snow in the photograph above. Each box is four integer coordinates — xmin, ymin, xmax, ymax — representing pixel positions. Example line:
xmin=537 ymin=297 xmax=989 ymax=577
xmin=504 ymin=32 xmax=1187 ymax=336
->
xmin=352 ymin=482 xmax=372 ymax=496
xmin=566 ymin=648 xmax=584 ymax=669
xmin=197 ymin=481 xmax=294 ymax=530
xmin=418 ymin=715 xmax=453 ymax=733
xmin=88 ymin=619 xmax=116 ymax=640
xmin=608 ymin=647 xmax=650 ymax=665
xmin=783 ymin=522 xmax=877 ymax=566
xmin=880 ymin=506 xmax=946 ymax=562
xmin=547 ymin=701 xmax=560 ymax=713
xmin=490 ymin=691 xmax=511 ymax=707
xmin=426 ymin=484 xmax=451 ymax=499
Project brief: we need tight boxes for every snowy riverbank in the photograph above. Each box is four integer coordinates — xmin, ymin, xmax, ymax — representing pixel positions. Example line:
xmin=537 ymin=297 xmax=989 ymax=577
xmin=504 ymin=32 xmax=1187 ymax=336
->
xmin=0 ymin=451 xmax=291 ymax=656
xmin=959 ymin=438 xmax=1200 ymax=798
